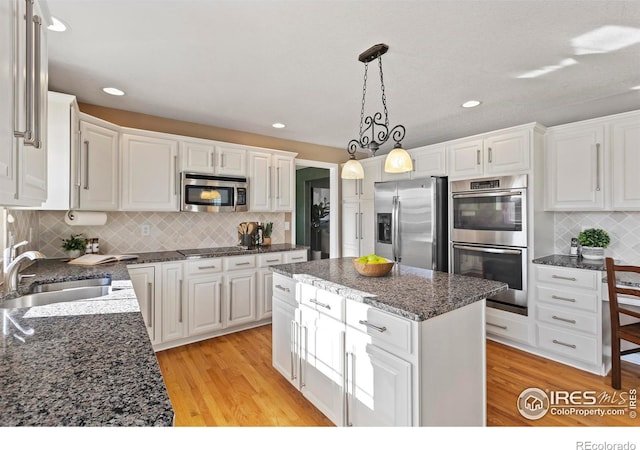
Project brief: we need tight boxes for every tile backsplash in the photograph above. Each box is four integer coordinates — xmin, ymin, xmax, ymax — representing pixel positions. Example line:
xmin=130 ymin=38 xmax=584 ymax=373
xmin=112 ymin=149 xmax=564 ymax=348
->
xmin=554 ymin=212 xmax=640 ymax=264
xmin=34 ymin=210 xmax=286 ymax=258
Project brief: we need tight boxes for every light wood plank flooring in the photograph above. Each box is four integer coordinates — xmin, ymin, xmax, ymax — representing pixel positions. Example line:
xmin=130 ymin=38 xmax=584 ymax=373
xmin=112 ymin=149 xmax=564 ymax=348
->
xmin=155 ymin=324 xmax=640 ymax=427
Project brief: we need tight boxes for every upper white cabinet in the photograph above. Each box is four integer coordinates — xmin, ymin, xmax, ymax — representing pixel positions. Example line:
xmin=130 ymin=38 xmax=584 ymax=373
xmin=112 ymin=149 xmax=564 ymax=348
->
xmin=0 ymin=0 xmax=48 ymax=206
xmin=380 ymin=144 xmax=447 ymax=182
xmin=121 ymin=131 xmax=179 ymax=211
xmin=342 ymin=157 xmax=381 ymax=201
xmin=179 ymin=138 xmax=216 ymax=174
xmin=447 ymin=128 xmax=532 ymax=180
xmin=545 ymin=110 xmax=640 ymax=211
xmin=611 ymin=114 xmax=640 ymax=210
xmin=79 ymin=117 xmax=120 ymax=210
xmin=248 ymin=150 xmax=296 ymax=212
xmin=216 ymin=145 xmax=246 ymax=176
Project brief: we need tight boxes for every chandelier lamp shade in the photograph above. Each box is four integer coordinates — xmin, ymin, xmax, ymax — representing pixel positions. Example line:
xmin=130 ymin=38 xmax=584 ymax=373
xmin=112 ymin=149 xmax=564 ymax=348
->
xmin=341 ymin=43 xmax=413 ymax=179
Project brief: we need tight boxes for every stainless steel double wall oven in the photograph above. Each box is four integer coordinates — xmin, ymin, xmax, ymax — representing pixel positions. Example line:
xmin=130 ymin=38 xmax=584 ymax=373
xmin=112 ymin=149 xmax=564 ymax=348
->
xmin=450 ymin=174 xmax=529 ymax=315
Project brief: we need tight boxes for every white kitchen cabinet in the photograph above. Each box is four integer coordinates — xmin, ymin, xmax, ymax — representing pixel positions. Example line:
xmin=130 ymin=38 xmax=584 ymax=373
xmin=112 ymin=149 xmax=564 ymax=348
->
xmin=224 ymin=255 xmax=257 ymax=328
xmin=485 ymin=307 xmax=532 ymax=346
xmin=216 ymin=145 xmax=246 ymax=176
xmin=341 ymin=199 xmax=374 ymax=258
xmin=186 ymin=258 xmax=224 ymax=336
xmin=284 ymin=250 xmax=308 ymax=263
xmin=179 ymin=138 xmax=216 ymax=174
xmin=380 ymin=144 xmax=447 ymax=182
xmin=161 ymin=262 xmax=187 ymax=343
xmin=544 ymin=122 xmax=605 ymax=211
xmin=128 ymin=265 xmax=160 ymax=346
xmin=447 ymin=128 xmax=531 ymax=180
xmin=121 ymin=131 xmax=179 ymax=211
xmin=271 ymin=273 xmax=299 ymax=386
xmin=40 ymin=92 xmax=80 ymax=210
xmin=0 ymin=0 xmax=48 ymax=206
xmin=257 ymin=253 xmax=283 ymax=320
xmin=342 ymin=157 xmax=381 ymax=201
xmin=533 ymin=264 xmax=606 ymax=375
xmin=79 ymin=118 xmax=120 ymax=210
xmin=611 ymin=113 xmax=640 ymax=210
xmin=248 ymin=150 xmax=296 ymax=212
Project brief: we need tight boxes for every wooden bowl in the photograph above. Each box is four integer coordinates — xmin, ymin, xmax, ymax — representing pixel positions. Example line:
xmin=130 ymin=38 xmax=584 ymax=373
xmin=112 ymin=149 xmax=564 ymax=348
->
xmin=352 ymin=258 xmax=394 ymax=277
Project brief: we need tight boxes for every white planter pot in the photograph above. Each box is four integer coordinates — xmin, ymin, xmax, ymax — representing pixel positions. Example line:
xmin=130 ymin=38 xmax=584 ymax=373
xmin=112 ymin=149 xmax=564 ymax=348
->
xmin=581 ymin=246 xmax=605 ymax=260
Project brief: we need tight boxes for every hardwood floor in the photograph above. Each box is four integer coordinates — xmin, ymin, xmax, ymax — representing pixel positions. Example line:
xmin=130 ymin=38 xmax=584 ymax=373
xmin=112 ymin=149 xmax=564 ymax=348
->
xmin=155 ymin=324 xmax=640 ymax=427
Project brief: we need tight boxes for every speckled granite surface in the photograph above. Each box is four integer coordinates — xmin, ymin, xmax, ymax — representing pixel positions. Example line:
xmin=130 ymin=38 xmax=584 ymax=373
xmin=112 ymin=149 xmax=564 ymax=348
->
xmin=271 ymin=258 xmax=508 ymax=321
xmin=532 ymin=254 xmax=640 ymax=289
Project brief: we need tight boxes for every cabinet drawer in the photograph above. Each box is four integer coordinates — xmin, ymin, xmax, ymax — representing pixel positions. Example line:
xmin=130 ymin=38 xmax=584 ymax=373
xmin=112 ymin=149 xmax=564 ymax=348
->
xmin=537 ymin=304 xmax=598 ymax=334
xmin=284 ymin=250 xmax=307 ymax=263
xmin=536 ymin=265 xmax=598 ymax=291
xmin=346 ymin=301 xmax=414 ymax=357
xmin=536 ymin=285 xmax=598 ymax=312
xmin=223 ymin=255 xmax=256 ymax=271
xmin=185 ymin=258 xmax=222 ymax=276
xmin=537 ymin=324 xmax=598 ymax=365
xmin=258 ymin=252 xmax=283 ymax=267
xmin=485 ymin=307 xmax=530 ymax=344
xmin=272 ymin=273 xmax=296 ymax=299
xmin=299 ymin=284 xmax=344 ymax=322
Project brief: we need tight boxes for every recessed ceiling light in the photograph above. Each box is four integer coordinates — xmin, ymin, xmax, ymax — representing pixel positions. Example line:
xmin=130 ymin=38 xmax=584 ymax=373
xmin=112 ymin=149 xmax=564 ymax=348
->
xmin=272 ymin=123 xmax=286 ymax=129
xmin=48 ymin=16 xmax=67 ymax=32
xmin=461 ymin=100 xmax=481 ymax=108
xmin=102 ymin=87 xmax=125 ymax=96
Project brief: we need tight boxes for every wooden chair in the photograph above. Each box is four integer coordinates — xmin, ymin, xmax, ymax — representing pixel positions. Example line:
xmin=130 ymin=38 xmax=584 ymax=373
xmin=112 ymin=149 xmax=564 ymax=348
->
xmin=605 ymin=257 xmax=640 ymax=389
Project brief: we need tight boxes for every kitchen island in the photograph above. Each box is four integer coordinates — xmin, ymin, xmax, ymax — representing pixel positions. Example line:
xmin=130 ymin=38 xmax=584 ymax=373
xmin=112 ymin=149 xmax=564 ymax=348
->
xmin=270 ymin=257 xmax=508 ymax=427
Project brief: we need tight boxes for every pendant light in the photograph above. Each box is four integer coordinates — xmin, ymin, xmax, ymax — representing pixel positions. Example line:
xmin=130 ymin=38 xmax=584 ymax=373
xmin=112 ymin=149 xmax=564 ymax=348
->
xmin=342 ymin=43 xmax=412 ymax=179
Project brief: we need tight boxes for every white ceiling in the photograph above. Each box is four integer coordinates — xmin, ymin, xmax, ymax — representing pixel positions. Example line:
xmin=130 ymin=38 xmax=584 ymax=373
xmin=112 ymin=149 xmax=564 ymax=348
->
xmin=43 ymin=0 xmax=640 ymax=155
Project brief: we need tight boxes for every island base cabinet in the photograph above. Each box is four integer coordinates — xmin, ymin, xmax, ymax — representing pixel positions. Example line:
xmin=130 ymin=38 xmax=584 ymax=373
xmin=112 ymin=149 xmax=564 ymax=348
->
xmin=418 ymin=300 xmax=486 ymax=426
xmin=345 ymin=327 xmax=413 ymax=427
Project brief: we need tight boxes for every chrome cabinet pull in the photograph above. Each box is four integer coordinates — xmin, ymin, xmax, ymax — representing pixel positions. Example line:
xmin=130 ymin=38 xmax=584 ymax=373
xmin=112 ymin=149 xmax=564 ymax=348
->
xmin=488 ymin=147 xmax=492 ymax=163
xmin=229 ymin=282 xmax=233 ymax=320
xmin=476 ymin=149 xmax=481 ymax=165
xmin=411 ymin=158 xmax=416 ymax=172
xmin=359 ymin=319 xmax=387 ymax=333
xmin=291 ymin=257 xmax=304 ymax=261
xmin=276 ymin=167 xmax=281 ymax=199
xmin=16 ymin=0 xmax=34 ymax=142
xmin=354 ymin=212 xmax=359 ymax=240
xmin=487 ymin=322 xmax=507 ymax=330
xmin=178 ymin=279 xmax=183 ymax=323
xmin=275 ymin=284 xmax=290 ymax=293
xmin=266 ymin=258 xmax=279 ymax=263
xmin=359 ymin=212 xmax=363 ymax=240
xmin=173 ymin=155 xmax=178 ymax=195
xmin=146 ymin=282 xmax=153 ymax=327
xmin=220 ymin=153 xmax=224 ymax=168
xmin=300 ymin=325 xmax=307 ymax=388
xmin=198 ymin=265 xmax=217 ymax=270
xmin=552 ymin=339 xmax=576 ymax=349
xmin=552 ymin=315 xmax=576 ymax=324
xmin=30 ymin=14 xmax=42 ymax=148
xmin=595 ymin=143 xmax=601 ymax=192
xmin=310 ymin=298 xmax=331 ymax=310
xmin=551 ymin=275 xmax=577 ymax=281
xmin=551 ymin=294 xmax=576 ymax=303
xmin=235 ymin=262 xmax=251 ymax=266
xmin=83 ymin=140 xmax=90 ymax=189
xmin=290 ymin=321 xmax=296 ymax=381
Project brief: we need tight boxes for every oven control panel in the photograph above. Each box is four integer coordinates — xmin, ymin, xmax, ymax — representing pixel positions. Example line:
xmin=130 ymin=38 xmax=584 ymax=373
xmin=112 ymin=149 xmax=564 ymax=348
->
xmin=470 ymin=179 xmax=500 ymax=190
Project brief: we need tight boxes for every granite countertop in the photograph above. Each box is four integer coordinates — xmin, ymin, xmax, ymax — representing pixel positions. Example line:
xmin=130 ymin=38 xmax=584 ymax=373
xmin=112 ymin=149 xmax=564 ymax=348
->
xmin=532 ymin=254 xmax=640 ymax=289
xmin=271 ymin=257 xmax=508 ymax=321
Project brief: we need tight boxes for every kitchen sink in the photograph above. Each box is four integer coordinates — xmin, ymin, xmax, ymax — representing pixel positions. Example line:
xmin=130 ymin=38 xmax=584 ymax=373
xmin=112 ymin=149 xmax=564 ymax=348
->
xmin=1 ymin=278 xmax=112 ymax=310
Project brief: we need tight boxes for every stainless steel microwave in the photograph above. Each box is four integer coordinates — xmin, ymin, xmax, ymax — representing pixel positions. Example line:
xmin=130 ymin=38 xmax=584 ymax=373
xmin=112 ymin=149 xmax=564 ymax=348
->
xmin=180 ymin=173 xmax=248 ymax=212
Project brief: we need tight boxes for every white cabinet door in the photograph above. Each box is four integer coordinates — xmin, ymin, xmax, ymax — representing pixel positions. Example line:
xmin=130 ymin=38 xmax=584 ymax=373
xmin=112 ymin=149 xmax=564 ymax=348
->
xmin=360 ymin=199 xmax=375 ymax=256
xmin=409 ymin=144 xmax=446 ymax=179
xmin=345 ymin=326 xmax=413 ymax=427
xmin=545 ymin=124 xmax=605 ymax=210
xmin=0 ymin=0 xmax=16 ymax=204
xmin=121 ymin=132 xmax=179 ymax=211
xmin=80 ymin=120 xmax=119 ymax=210
xmin=341 ymin=201 xmax=360 ymax=257
xmin=447 ymin=138 xmax=484 ymax=179
xmin=258 ymin=269 xmax=274 ymax=320
xmin=180 ymin=139 xmax=215 ymax=174
xmin=216 ymin=145 xmax=246 ymax=176
xmin=484 ymin=130 xmax=530 ymax=176
xmin=128 ymin=265 xmax=160 ymax=346
xmin=248 ymin=151 xmax=271 ymax=211
xmin=272 ymin=295 xmax=298 ymax=386
xmin=161 ymin=262 xmax=186 ymax=343
xmin=273 ymin=154 xmax=295 ymax=211
xmin=187 ymin=274 xmax=224 ymax=335
xmin=342 ymin=157 xmax=382 ymax=201
xmin=611 ymin=116 xmax=640 ymax=210
xmin=299 ymin=304 xmax=345 ymax=426
xmin=225 ymin=271 xmax=256 ymax=327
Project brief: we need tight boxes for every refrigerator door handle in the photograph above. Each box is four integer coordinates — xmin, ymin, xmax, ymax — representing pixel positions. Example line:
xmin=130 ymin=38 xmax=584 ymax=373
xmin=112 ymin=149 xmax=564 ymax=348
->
xmin=392 ymin=195 xmax=400 ymax=262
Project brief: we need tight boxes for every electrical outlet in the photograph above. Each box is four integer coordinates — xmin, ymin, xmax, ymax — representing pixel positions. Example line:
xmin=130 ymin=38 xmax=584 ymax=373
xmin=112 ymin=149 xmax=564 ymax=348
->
xmin=284 ymin=221 xmax=290 ymax=231
xmin=141 ymin=224 xmax=150 ymax=236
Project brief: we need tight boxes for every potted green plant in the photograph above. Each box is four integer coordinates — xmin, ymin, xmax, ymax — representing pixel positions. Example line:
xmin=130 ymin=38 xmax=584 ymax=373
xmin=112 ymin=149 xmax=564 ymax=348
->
xmin=61 ymin=234 xmax=87 ymax=258
xmin=577 ymin=228 xmax=610 ymax=260
xmin=263 ymin=222 xmax=273 ymax=246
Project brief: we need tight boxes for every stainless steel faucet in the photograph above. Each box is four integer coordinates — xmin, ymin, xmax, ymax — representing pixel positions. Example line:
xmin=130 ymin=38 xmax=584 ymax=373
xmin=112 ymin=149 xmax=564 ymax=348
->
xmin=3 ymin=241 xmax=45 ymax=292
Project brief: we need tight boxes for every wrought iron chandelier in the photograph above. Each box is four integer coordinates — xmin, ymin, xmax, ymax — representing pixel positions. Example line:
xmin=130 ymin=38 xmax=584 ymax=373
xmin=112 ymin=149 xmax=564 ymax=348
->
xmin=342 ymin=43 xmax=413 ymax=179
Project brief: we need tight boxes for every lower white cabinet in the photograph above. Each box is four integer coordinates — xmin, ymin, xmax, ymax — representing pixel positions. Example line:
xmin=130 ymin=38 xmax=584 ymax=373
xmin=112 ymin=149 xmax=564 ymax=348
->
xmin=128 ymin=265 xmax=160 ymax=346
xmin=186 ymin=259 xmax=224 ymax=336
xmin=271 ymin=273 xmax=299 ymax=386
xmin=257 ymin=253 xmax=283 ymax=320
xmin=160 ymin=262 xmax=186 ymax=342
xmin=485 ymin=307 xmax=532 ymax=346
xmin=225 ymin=270 xmax=257 ymax=328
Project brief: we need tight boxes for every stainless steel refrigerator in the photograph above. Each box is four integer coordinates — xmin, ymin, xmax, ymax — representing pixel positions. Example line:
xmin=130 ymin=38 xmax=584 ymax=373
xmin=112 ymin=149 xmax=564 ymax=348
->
xmin=374 ymin=177 xmax=448 ymax=271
